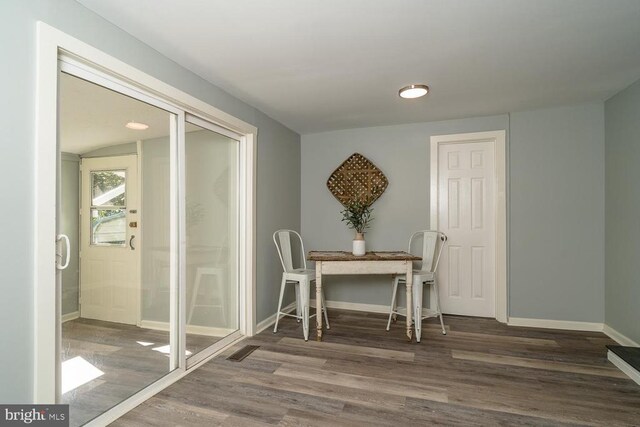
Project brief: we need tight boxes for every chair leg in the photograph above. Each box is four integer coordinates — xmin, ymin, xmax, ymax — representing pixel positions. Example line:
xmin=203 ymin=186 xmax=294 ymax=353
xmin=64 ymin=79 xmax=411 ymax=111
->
xmin=294 ymin=282 xmax=301 ymax=322
xmin=300 ymin=279 xmax=310 ymax=341
xmin=273 ymin=276 xmax=287 ymax=333
xmin=321 ymin=289 xmax=330 ymax=329
xmin=433 ymin=279 xmax=446 ymax=335
xmin=303 ymin=304 xmax=310 ymax=341
xmin=218 ymin=270 xmax=227 ymax=325
xmin=386 ymin=275 xmax=399 ymax=331
xmin=414 ymin=282 xmax=424 ymax=343
xmin=188 ymin=269 xmax=203 ymax=325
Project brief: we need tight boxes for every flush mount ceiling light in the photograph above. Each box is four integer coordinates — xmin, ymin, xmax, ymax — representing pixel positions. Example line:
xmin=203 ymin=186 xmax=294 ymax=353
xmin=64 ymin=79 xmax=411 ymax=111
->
xmin=125 ymin=121 xmax=149 ymax=130
xmin=398 ymin=84 xmax=429 ymax=99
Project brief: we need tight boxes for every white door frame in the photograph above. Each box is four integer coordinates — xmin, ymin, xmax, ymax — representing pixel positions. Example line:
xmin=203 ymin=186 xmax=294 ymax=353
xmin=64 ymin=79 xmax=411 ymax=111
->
xmin=429 ymin=130 xmax=507 ymax=323
xmin=34 ymin=22 xmax=257 ymax=408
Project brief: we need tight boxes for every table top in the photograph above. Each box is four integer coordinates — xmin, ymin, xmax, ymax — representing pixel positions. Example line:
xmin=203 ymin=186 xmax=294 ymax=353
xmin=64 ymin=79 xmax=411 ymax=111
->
xmin=308 ymin=251 xmax=421 ymax=261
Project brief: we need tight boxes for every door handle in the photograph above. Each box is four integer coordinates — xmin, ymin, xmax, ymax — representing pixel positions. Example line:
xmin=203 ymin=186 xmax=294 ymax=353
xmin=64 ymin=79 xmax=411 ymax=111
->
xmin=129 ymin=235 xmax=136 ymax=250
xmin=56 ymin=234 xmax=70 ymax=270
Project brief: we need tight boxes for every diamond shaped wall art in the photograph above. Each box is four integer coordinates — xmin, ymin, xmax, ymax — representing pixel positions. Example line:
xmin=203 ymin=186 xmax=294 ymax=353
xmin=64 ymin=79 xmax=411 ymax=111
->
xmin=326 ymin=153 xmax=388 ymax=206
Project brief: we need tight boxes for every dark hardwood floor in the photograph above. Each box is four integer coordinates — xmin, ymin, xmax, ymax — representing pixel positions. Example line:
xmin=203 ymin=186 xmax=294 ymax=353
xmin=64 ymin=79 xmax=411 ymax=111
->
xmin=62 ymin=318 xmax=220 ymax=426
xmin=111 ymin=310 xmax=640 ymax=426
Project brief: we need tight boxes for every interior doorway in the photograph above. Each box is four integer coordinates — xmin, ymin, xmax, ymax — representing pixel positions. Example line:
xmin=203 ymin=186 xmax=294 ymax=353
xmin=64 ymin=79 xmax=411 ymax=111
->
xmin=430 ymin=130 xmax=507 ymax=322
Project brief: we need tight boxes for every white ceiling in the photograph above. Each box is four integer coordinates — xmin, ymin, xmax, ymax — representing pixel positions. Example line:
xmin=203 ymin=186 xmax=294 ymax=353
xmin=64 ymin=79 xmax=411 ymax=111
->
xmin=77 ymin=0 xmax=640 ymax=134
xmin=60 ymin=72 xmax=171 ymax=154
xmin=60 ymin=73 xmax=201 ymax=154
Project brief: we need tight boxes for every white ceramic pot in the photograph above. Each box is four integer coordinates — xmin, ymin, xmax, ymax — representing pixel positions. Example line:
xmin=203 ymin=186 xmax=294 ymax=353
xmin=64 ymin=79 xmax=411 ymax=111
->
xmin=353 ymin=233 xmax=366 ymax=256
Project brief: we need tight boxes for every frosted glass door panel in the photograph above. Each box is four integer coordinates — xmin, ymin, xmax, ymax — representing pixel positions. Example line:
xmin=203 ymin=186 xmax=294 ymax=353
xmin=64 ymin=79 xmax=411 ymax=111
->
xmin=185 ymin=124 xmax=239 ymax=357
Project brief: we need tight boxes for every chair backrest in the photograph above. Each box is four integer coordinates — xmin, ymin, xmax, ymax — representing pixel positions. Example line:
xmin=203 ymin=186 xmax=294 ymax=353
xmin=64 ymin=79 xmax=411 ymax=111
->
xmin=408 ymin=230 xmax=448 ymax=272
xmin=273 ymin=229 xmax=307 ymax=273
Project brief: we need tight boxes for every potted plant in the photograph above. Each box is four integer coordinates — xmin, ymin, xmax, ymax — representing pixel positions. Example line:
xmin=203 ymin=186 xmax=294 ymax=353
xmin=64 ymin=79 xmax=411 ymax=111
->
xmin=341 ymin=197 xmax=374 ymax=256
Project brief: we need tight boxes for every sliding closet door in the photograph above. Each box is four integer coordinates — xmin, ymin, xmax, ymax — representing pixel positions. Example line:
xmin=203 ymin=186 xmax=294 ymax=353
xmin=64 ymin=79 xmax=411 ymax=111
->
xmin=184 ymin=117 xmax=240 ymax=359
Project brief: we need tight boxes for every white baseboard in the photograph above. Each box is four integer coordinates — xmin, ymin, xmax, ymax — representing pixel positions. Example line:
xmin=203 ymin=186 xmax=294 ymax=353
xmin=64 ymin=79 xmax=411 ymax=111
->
xmin=62 ymin=311 xmax=80 ymax=323
xmin=507 ymin=317 xmax=604 ymax=332
xmin=307 ymin=302 xmax=639 ymax=346
xmin=311 ymin=299 xmax=391 ymax=314
xmin=603 ymin=324 xmax=640 ymax=347
xmin=608 ymin=350 xmax=640 ymax=386
xmin=256 ymin=302 xmax=297 ymax=334
xmin=139 ymin=320 xmax=235 ymax=337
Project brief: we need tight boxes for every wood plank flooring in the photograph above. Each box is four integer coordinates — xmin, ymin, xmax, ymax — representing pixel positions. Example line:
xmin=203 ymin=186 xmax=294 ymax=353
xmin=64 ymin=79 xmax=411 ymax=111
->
xmin=62 ymin=318 xmax=220 ymax=426
xmin=112 ymin=310 xmax=640 ymax=426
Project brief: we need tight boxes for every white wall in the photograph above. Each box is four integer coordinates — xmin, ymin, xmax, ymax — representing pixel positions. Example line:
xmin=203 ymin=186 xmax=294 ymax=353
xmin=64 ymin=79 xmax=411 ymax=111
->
xmin=301 ymin=103 xmax=606 ymax=323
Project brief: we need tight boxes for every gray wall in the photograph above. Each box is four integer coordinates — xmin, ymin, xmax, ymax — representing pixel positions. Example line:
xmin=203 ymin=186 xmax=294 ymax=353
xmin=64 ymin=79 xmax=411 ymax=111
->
xmin=510 ymin=103 xmax=605 ymax=322
xmin=255 ymin=112 xmax=301 ymax=322
xmin=605 ymin=78 xmax=640 ymax=343
xmin=301 ymin=103 xmax=605 ymax=322
xmin=0 ymin=0 xmax=299 ymax=403
xmin=61 ymin=154 xmax=80 ymax=316
xmin=301 ymin=115 xmax=508 ymax=308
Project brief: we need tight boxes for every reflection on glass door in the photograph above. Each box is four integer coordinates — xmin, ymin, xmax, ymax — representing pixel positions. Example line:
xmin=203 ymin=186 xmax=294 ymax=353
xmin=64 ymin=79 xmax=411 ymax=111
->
xmin=185 ymin=119 xmax=239 ymax=358
xmin=59 ymin=71 xmax=175 ymax=426
xmin=57 ymin=63 xmax=243 ymax=425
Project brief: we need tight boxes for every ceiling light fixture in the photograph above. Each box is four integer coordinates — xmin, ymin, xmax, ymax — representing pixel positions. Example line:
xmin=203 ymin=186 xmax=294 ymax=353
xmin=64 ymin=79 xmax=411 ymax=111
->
xmin=125 ymin=121 xmax=149 ymax=130
xmin=398 ymin=84 xmax=429 ymax=99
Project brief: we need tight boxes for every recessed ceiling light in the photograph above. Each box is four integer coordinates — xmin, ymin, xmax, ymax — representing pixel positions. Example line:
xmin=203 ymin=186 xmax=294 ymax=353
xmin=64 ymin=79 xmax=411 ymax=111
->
xmin=125 ymin=121 xmax=149 ymax=130
xmin=399 ymin=84 xmax=429 ymax=99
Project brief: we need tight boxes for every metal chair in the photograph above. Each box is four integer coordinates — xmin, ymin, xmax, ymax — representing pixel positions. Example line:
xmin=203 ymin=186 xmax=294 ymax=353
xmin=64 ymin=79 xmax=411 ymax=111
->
xmin=272 ymin=229 xmax=329 ymax=341
xmin=387 ymin=230 xmax=448 ymax=342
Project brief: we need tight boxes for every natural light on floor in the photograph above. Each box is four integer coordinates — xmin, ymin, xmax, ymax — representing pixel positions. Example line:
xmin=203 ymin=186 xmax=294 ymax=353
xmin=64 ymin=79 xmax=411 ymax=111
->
xmin=61 ymin=356 xmax=105 ymax=394
xmin=152 ymin=345 xmax=192 ymax=357
xmin=136 ymin=341 xmax=154 ymax=347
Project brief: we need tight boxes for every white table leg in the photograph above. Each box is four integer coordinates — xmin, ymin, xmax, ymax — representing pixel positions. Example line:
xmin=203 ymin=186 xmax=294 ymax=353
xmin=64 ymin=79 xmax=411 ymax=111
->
xmin=405 ymin=261 xmax=413 ymax=342
xmin=316 ymin=261 xmax=323 ymax=341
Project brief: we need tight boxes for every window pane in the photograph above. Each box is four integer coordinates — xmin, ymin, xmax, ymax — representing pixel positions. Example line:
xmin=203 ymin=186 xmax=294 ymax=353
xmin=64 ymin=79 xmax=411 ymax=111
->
xmin=91 ymin=170 xmax=126 ymax=206
xmin=91 ymin=208 xmax=126 ymax=245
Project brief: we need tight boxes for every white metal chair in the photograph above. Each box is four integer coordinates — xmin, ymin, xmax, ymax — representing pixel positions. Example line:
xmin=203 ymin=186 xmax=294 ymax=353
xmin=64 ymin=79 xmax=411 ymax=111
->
xmin=188 ymin=266 xmax=227 ymax=325
xmin=273 ymin=229 xmax=329 ymax=341
xmin=387 ymin=230 xmax=447 ymax=342
xmin=187 ymin=246 xmax=228 ymax=326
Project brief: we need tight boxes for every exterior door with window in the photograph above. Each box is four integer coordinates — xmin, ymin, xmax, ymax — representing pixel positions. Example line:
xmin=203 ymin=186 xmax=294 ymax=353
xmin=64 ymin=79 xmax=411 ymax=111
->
xmin=80 ymin=155 xmax=139 ymax=324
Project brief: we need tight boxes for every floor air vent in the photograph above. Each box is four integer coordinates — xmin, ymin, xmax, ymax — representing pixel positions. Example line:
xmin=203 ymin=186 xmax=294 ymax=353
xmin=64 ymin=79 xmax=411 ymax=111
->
xmin=227 ymin=345 xmax=260 ymax=362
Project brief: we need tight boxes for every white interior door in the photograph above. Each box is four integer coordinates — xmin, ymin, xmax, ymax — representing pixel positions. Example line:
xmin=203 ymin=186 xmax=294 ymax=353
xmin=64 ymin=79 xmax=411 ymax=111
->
xmin=80 ymin=155 xmax=139 ymax=324
xmin=437 ymin=140 xmax=496 ymax=317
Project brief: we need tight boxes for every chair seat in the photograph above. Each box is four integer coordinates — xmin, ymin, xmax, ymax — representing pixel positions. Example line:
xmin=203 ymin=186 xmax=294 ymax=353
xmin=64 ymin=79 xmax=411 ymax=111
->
xmin=397 ymin=270 xmax=435 ymax=282
xmin=284 ymin=269 xmax=315 ymax=281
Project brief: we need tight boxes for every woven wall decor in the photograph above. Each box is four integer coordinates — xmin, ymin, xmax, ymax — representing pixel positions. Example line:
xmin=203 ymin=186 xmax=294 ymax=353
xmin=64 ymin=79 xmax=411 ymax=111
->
xmin=327 ymin=153 xmax=388 ymax=206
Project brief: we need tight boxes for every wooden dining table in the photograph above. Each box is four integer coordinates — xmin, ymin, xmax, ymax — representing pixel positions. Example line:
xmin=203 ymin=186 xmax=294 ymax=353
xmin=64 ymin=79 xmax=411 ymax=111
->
xmin=308 ymin=251 xmax=422 ymax=342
